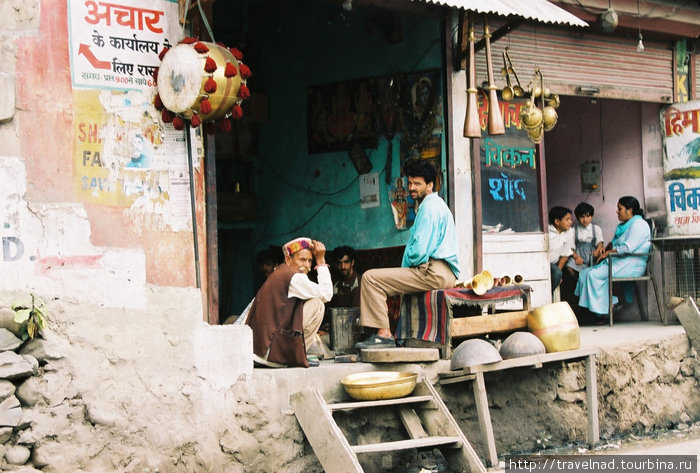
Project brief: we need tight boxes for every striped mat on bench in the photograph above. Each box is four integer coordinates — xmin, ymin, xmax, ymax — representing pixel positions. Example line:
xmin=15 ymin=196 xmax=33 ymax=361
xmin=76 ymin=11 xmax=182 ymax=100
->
xmin=395 ymin=285 xmax=531 ymax=344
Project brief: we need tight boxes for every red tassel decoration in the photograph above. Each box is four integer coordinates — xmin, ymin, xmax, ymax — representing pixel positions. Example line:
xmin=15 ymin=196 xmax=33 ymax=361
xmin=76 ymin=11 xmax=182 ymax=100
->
xmin=204 ymin=76 xmax=217 ymax=94
xmin=204 ymin=56 xmax=217 ymax=73
xmin=158 ymin=47 xmax=170 ymax=61
xmin=231 ymin=104 xmax=243 ymax=120
xmin=239 ymin=63 xmax=252 ymax=79
xmin=199 ymin=98 xmax=213 ymax=115
xmin=229 ymin=47 xmax=244 ymax=60
xmin=161 ymin=109 xmax=175 ymax=123
xmin=205 ymin=121 xmax=217 ymax=135
xmin=190 ymin=114 xmax=201 ymax=128
xmin=219 ymin=117 xmax=233 ymax=132
xmin=153 ymin=67 xmax=159 ymax=84
xmin=194 ymin=42 xmax=209 ymax=54
xmin=224 ymin=62 xmax=237 ymax=77
xmin=238 ymin=84 xmax=250 ymax=100
xmin=181 ymin=37 xmax=196 ymax=44
xmin=153 ymin=94 xmax=164 ymax=110
xmin=173 ymin=116 xmax=185 ymax=130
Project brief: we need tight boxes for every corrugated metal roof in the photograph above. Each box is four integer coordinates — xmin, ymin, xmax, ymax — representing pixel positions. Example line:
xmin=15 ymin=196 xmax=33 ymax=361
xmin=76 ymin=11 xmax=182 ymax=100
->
xmin=412 ymin=0 xmax=588 ymax=27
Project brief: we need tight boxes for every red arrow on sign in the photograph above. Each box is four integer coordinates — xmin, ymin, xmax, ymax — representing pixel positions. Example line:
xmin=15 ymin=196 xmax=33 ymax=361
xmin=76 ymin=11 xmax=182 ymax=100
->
xmin=78 ymin=44 xmax=111 ymax=70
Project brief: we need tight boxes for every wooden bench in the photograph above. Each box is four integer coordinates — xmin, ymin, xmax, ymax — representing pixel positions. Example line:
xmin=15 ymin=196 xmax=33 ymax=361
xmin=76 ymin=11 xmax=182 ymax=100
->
xmin=438 ymin=347 xmax=600 ymax=467
xmin=397 ymin=285 xmax=532 ymax=358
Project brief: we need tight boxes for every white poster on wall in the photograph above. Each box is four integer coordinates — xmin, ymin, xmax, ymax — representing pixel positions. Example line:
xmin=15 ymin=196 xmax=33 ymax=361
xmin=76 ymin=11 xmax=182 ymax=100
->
xmin=67 ymin=0 xmax=181 ymax=91
xmin=661 ymin=101 xmax=700 ymax=235
xmin=359 ymin=172 xmax=380 ymax=209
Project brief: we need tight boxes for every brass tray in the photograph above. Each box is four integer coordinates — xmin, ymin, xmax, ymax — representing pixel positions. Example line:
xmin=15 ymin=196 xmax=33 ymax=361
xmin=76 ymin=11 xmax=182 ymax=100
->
xmin=340 ymin=371 xmax=418 ymax=401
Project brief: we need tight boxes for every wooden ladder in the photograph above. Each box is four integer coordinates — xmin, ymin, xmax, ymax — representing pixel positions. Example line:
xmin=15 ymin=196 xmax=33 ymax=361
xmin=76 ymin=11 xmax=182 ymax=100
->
xmin=290 ymin=380 xmax=486 ymax=473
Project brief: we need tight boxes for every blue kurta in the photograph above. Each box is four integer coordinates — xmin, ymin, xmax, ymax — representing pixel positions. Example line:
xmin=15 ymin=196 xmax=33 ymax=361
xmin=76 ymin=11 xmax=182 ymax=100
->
xmin=575 ymin=215 xmax=650 ymax=315
xmin=401 ymin=192 xmax=460 ymax=278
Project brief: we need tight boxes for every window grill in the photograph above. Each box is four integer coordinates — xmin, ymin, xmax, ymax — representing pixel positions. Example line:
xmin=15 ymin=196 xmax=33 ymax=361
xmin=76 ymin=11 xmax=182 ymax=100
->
xmin=658 ymin=238 xmax=700 ymax=307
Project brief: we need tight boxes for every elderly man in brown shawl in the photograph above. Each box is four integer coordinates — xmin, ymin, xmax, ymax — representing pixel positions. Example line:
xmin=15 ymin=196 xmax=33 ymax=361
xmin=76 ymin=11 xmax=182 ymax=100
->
xmin=246 ymin=238 xmax=332 ymax=367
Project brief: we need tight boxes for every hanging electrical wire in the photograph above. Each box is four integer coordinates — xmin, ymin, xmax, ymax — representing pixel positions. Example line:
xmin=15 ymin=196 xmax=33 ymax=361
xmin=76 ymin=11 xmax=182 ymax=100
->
xmin=256 ymin=153 xmax=361 ymax=197
xmin=266 ymin=199 xmax=362 ymax=237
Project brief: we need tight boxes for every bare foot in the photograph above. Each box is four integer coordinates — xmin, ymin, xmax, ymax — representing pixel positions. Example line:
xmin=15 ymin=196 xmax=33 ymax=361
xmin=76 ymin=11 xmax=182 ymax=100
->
xmin=377 ymin=328 xmax=392 ymax=338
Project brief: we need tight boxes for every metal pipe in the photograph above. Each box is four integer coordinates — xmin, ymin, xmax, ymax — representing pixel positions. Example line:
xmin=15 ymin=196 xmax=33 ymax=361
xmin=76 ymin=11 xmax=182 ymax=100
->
xmin=185 ymin=122 xmax=201 ymax=289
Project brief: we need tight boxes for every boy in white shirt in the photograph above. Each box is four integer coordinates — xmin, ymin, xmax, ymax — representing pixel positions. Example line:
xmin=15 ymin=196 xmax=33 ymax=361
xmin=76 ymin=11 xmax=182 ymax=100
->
xmin=548 ymin=206 xmax=574 ymax=294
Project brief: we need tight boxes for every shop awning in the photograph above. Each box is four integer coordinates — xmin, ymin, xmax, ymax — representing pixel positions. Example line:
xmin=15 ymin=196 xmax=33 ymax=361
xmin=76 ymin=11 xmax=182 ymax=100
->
xmin=413 ymin=0 xmax=588 ymax=27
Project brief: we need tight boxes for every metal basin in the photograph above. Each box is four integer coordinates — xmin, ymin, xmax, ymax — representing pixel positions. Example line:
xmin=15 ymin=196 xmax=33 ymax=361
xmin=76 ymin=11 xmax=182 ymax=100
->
xmin=340 ymin=371 xmax=418 ymax=401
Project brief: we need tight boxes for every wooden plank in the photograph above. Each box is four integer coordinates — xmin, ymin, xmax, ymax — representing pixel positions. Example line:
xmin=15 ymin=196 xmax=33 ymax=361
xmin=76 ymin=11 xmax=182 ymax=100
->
xmin=438 ymin=373 xmax=476 ymax=385
xmin=482 ymin=232 xmax=547 ymax=253
xmin=450 ymin=310 xmax=529 ymax=338
xmin=440 ymin=347 xmax=599 ymax=377
xmin=472 ymin=372 xmax=498 ymax=468
xmin=328 ymin=395 xmax=435 ymax=411
xmin=414 ymin=382 xmax=487 ymax=473
xmin=585 ymin=355 xmax=600 ymax=447
xmin=403 ymin=339 xmax=450 ymax=359
xmin=674 ymin=297 xmax=700 ymax=353
xmin=350 ymin=436 xmax=461 ymax=453
xmin=204 ymin=133 xmax=219 ymax=324
xmin=397 ymin=407 xmax=429 ymax=439
xmin=360 ymin=347 xmax=439 ymax=363
xmin=290 ymin=389 xmax=364 ymax=473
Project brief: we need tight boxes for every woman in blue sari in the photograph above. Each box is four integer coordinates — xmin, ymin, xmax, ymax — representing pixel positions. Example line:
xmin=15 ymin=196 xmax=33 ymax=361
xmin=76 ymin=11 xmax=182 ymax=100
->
xmin=575 ymin=196 xmax=651 ymax=322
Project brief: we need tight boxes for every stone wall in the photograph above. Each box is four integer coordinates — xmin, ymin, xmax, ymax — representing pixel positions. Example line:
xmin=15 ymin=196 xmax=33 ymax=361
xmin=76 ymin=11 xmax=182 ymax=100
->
xmin=1 ymin=288 xmax=696 ymax=473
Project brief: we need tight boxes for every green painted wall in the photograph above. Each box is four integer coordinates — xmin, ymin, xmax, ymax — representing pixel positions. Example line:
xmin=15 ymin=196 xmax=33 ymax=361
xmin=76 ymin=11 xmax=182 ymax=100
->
xmin=213 ymin=0 xmax=447 ymax=313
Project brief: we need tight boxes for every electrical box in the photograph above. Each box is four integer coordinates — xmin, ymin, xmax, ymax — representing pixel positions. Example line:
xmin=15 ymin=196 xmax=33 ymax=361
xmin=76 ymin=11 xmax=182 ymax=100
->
xmin=581 ymin=161 xmax=601 ymax=192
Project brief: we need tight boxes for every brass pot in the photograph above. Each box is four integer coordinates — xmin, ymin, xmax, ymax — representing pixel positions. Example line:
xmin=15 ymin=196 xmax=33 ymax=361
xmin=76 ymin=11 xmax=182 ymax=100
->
xmin=548 ymin=94 xmax=561 ymax=109
xmin=527 ymin=124 xmax=544 ymax=144
xmin=520 ymin=101 xmax=543 ymax=130
xmin=341 ymin=371 xmax=418 ymax=401
xmin=542 ymin=106 xmax=558 ymax=132
xmin=527 ymin=302 xmax=580 ymax=352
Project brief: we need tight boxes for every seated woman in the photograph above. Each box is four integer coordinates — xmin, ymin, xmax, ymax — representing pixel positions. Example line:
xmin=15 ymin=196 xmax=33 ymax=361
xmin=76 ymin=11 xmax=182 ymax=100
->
xmin=575 ymin=196 xmax=651 ymax=324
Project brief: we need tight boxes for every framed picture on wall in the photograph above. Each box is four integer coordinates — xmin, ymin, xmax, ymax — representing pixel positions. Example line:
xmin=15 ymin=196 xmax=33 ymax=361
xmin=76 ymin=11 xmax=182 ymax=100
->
xmin=307 ymin=78 xmax=380 ymax=153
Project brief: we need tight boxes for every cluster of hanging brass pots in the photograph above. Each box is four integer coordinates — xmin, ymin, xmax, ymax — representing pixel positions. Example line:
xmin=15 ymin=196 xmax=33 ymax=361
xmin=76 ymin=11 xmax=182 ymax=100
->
xmin=518 ymin=68 xmax=560 ymax=144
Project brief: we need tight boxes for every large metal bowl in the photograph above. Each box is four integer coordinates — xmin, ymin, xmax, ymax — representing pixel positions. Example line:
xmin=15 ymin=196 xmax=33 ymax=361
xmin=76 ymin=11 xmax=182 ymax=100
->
xmin=340 ymin=371 xmax=418 ymax=401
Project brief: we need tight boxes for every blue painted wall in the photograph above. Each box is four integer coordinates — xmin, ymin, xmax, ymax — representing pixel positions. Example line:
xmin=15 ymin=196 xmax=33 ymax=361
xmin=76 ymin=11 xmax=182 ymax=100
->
xmin=214 ymin=0 xmax=446 ymax=313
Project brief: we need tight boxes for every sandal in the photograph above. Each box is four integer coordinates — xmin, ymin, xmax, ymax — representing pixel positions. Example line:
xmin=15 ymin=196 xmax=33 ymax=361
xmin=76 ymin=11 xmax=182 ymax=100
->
xmin=306 ymin=355 xmax=320 ymax=367
xmin=355 ymin=335 xmax=397 ymax=350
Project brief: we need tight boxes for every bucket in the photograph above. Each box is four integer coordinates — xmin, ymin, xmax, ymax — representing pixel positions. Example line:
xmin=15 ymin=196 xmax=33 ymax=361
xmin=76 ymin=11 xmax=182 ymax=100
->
xmin=330 ymin=307 xmax=361 ymax=354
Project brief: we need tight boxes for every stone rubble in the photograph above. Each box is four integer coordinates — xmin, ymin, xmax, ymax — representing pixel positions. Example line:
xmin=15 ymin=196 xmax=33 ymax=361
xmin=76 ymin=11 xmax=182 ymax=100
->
xmin=0 ymin=320 xmax=65 ymax=471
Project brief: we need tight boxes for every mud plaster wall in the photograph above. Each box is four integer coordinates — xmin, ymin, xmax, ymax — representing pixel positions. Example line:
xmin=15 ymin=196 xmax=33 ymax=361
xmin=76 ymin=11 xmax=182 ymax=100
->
xmin=1 ymin=0 xmax=207 ymax=309
xmin=2 ymin=288 xmax=696 ymax=473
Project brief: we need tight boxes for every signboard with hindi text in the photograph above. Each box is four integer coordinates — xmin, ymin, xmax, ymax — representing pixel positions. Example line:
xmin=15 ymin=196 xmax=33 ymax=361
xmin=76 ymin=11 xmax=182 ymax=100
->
xmin=661 ymin=101 xmax=700 ymax=235
xmin=480 ymin=97 xmax=541 ymax=233
xmin=67 ymin=0 xmax=180 ymax=91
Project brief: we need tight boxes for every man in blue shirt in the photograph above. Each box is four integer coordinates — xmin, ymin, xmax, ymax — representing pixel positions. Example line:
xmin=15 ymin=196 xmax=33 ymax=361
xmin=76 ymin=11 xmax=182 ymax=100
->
xmin=356 ymin=159 xmax=460 ymax=348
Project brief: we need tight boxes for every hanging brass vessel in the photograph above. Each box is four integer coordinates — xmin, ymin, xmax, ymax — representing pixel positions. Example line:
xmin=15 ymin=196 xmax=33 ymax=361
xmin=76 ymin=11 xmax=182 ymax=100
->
xmin=542 ymin=105 xmax=558 ymax=132
xmin=520 ymin=100 xmax=543 ymax=130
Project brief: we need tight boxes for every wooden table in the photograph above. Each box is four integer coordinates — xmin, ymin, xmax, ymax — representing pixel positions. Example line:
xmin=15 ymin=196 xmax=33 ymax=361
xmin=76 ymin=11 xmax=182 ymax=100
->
xmin=438 ymin=347 xmax=599 ymax=467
